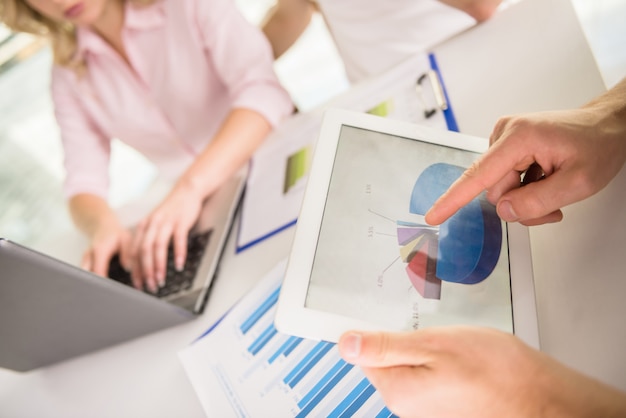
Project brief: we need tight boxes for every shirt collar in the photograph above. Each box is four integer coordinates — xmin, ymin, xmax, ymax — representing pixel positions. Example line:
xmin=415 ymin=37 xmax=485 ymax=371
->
xmin=75 ymin=1 xmax=165 ymax=58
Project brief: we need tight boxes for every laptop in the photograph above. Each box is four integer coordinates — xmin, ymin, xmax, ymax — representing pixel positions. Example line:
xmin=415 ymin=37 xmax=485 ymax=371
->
xmin=0 ymin=170 xmax=246 ymax=372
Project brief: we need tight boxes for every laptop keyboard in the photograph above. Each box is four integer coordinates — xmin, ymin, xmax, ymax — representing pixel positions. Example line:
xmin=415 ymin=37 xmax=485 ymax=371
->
xmin=107 ymin=229 xmax=213 ymax=298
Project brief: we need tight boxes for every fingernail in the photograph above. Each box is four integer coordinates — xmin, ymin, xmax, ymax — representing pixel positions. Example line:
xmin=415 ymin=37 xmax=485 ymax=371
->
xmin=498 ymin=200 xmax=519 ymax=222
xmin=424 ymin=208 xmax=433 ymax=222
xmin=148 ymin=279 xmax=158 ymax=293
xmin=175 ymin=257 xmax=184 ymax=272
xmin=341 ymin=333 xmax=362 ymax=359
xmin=156 ymin=272 xmax=165 ymax=287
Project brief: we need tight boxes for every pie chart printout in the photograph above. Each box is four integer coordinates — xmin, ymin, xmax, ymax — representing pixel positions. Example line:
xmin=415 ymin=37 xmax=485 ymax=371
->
xmin=398 ymin=163 xmax=502 ymax=299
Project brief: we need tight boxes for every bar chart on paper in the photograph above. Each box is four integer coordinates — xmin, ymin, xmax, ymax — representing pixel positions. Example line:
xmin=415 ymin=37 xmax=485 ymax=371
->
xmin=179 ymin=261 xmax=398 ymax=418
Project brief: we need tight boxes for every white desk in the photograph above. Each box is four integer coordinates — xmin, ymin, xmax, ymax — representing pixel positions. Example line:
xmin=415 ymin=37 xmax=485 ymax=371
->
xmin=1 ymin=0 xmax=624 ymax=416
xmin=434 ymin=0 xmax=626 ymax=390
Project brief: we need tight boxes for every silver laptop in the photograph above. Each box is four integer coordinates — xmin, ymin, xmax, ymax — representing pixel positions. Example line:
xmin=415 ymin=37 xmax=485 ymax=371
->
xmin=0 ymin=171 xmax=245 ymax=372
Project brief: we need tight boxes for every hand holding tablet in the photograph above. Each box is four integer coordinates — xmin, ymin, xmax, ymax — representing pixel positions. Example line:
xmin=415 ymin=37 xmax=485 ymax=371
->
xmin=275 ymin=109 xmax=539 ymax=348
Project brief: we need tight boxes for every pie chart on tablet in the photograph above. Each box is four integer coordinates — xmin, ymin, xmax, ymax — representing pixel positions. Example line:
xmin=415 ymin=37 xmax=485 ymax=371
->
xmin=397 ymin=163 xmax=502 ymax=299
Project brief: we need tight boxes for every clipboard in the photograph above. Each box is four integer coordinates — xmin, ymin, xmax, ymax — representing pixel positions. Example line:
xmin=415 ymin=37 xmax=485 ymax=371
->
xmin=236 ymin=51 xmax=457 ymax=253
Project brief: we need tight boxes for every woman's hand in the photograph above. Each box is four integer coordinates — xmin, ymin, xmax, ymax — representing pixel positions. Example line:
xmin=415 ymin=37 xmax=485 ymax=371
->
xmin=80 ymin=220 xmax=132 ymax=278
xmin=127 ymin=109 xmax=271 ymax=292
xmin=70 ymin=193 xmax=132 ymax=278
xmin=129 ymin=181 xmax=204 ymax=293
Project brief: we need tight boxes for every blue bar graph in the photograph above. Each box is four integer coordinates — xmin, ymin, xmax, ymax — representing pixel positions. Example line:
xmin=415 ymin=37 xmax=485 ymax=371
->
xmin=261 ymin=340 xmax=316 ymax=395
xmin=328 ymin=377 xmax=371 ymax=417
xmin=297 ymin=359 xmax=346 ymax=409
xmin=239 ymin=286 xmax=280 ymax=334
xmin=247 ymin=323 xmax=278 ymax=355
xmin=376 ymin=407 xmax=396 ymax=418
xmin=284 ymin=341 xmax=333 ymax=388
xmin=283 ymin=336 xmax=303 ymax=356
xmin=295 ymin=362 xmax=354 ymax=417
xmin=190 ymin=264 xmax=400 ymax=417
xmin=243 ymin=333 xmax=290 ymax=379
xmin=236 ymin=283 xmax=400 ymax=418
xmin=268 ymin=335 xmax=302 ymax=364
xmin=297 ymin=351 xmax=341 ymax=399
xmin=289 ymin=342 xmax=333 ymax=388
xmin=316 ymin=367 xmax=364 ymax=417
xmin=338 ymin=380 xmax=377 ymax=417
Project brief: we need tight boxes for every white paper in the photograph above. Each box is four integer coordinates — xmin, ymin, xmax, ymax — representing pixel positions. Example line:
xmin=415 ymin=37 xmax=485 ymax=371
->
xmin=178 ymin=261 xmax=397 ymax=418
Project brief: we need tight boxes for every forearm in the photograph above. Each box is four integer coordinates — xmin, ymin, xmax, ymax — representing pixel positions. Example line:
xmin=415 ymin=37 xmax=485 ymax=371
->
xmin=584 ymin=77 xmax=626 ymax=149
xmin=538 ymin=359 xmax=626 ymax=418
xmin=174 ymin=108 xmax=272 ymax=200
xmin=261 ymin=0 xmax=316 ymax=59
xmin=580 ymin=78 xmax=626 ymax=175
xmin=68 ymin=193 xmax=121 ymax=239
xmin=585 ymin=77 xmax=626 ymax=116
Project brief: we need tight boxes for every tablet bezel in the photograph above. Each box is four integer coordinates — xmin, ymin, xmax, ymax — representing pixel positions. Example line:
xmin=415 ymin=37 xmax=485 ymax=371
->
xmin=275 ymin=108 xmax=539 ymax=349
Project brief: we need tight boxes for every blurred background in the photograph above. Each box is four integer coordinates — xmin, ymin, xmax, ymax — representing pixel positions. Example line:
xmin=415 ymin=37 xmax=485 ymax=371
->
xmin=0 ymin=0 xmax=624 ymax=254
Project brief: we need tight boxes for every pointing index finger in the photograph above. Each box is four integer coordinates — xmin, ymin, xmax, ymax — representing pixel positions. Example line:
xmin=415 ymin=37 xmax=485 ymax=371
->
xmin=424 ymin=137 xmax=531 ymax=225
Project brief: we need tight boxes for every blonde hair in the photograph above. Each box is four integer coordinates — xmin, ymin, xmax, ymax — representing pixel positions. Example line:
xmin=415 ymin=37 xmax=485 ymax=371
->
xmin=0 ymin=0 xmax=156 ymax=70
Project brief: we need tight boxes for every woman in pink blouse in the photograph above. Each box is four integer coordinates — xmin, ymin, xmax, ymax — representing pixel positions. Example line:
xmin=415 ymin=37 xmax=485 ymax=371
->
xmin=1 ymin=0 xmax=294 ymax=292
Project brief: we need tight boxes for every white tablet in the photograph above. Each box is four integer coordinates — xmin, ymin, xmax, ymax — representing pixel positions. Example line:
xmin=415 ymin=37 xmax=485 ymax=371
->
xmin=275 ymin=108 xmax=539 ymax=348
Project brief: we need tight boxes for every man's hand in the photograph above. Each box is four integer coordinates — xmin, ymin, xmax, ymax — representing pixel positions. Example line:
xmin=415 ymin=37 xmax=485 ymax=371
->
xmin=338 ymin=327 xmax=626 ymax=418
xmin=426 ymin=106 xmax=626 ymax=227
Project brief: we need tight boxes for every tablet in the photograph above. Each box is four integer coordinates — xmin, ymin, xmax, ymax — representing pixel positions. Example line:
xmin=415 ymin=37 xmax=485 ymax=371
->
xmin=275 ymin=108 xmax=539 ymax=348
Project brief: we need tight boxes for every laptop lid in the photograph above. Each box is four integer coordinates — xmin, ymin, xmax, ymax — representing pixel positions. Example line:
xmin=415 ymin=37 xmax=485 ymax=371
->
xmin=0 ymin=238 xmax=194 ymax=372
xmin=0 ymin=170 xmax=246 ymax=372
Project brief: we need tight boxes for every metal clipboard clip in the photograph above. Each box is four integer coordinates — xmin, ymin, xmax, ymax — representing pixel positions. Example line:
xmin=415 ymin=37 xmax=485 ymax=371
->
xmin=416 ymin=70 xmax=448 ymax=119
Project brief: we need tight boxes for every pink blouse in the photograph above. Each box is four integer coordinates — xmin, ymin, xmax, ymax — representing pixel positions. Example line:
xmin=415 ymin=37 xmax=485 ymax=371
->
xmin=51 ymin=0 xmax=293 ymax=199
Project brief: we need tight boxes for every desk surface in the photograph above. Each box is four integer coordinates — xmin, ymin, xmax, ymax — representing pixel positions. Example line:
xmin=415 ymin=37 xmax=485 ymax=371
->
xmin=1 ymin=0 xmax=625 ymax=416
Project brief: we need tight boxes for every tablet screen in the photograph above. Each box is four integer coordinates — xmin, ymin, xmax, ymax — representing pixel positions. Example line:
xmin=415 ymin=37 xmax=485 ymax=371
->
xmin=305 ymin=125 xmax=513 ymax=333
